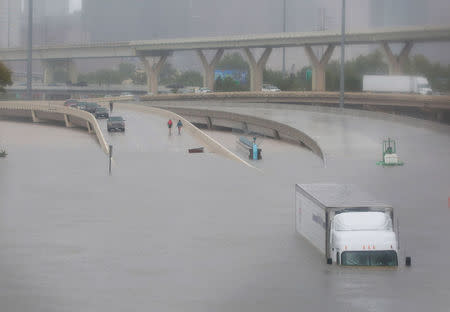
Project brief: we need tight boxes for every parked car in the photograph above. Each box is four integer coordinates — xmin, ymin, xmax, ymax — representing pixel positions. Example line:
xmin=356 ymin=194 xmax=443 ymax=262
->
xmin=262 ymin=84 xmax=281 ymax=92
xmin=84 ymin=102 xmax=100 ymax=113
xmin=76 ymin=102 xmax=88 ymax=111
xmin=195 ymin=87 xmax=212 ymax=94
xmin=119 ymin=92 xmax=133 ymax=98
xmin=94 ymin=107 xmax=109 ymax=119
xmin=107 ymin=116 xmax=125 ymax=132
xmin=73 ymin=81 xmax=88 ymax=87
xmin=64 ymin=99 xmax=79 ymax=107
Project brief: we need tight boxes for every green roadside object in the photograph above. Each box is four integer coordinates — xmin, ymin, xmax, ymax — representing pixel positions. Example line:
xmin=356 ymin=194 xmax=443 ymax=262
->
xmin=306 ymin=69 xmax=312 ymax=81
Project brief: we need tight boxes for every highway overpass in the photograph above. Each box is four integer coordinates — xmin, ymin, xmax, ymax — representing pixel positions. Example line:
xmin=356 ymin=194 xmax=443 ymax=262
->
xmin=1 ymin=26 xmax=450 ymax=93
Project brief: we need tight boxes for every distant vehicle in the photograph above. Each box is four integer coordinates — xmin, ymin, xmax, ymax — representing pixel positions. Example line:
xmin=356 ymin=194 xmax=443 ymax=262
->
xmin=177 ymin=87 xmax=195 ymax=94
xmin=262 ymin=84 xmax=281 ymax=92
xmin=295 ymin=184 xmax=409 ymax=267
xmin=104 ymin=94 xmax=113 ymax=98
xmin=75 ymin=102 xmax=88 ymax=111
xmin=64 ymin=99 xmax=79 ymax=107
xmin=94 ymin=107 xmax=109 ymax=119
xmin=73 ymin=81 xmax=88 ymax=87
xmin=84 ymin=102 xmax=100 ymax=113
xmin=195 ymin=87 xmax=212 ymax=94
xmin=107 ymin=116 xmax=125 ymax=132
xmin=119 ymin=92 xmax=133 ymax=97
xmin=363 ymin=75 xmax=432 ymax=95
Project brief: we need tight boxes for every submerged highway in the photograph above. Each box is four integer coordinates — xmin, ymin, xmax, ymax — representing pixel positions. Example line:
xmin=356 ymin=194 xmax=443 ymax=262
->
xmin=0 ymin=101 xmax=449 ymax=311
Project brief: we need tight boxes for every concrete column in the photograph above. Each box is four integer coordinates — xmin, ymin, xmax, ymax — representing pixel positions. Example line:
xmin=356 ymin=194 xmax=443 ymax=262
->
xmin=86 ymin=121 xmax=93 ymax=133
xmin=31 ymin=110 xmax=40 ymax=123
xmin=140 ymin=56 xmax=168 ymax=95
xmin=244 ymin=48 xmax=272 ymax=92
xmin=304 ymin=45 xmax=335 ymax=92
xmin=66 ymin=59 xmax=78 ymax=84
xmin=64 ymin=114 xmax=73 ymax=128
xmin=42 ymin=60 xmax=55 ymax=85
xmin=382 ymin=41 xmax=414 ymax=75
xmin=197 ymin=48 xmax=224 ymax=90
xmin=42 ymin=59 xmax=77 ymax=84
xmin=197 ymin=49 xmax=224 ymax=90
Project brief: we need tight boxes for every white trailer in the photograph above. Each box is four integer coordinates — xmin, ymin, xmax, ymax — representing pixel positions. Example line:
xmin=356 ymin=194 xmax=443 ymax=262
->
xmin=295 ymin=184 xmax=408 ymax=266
xmin=363 ymin=75 xmax=432 ymax=95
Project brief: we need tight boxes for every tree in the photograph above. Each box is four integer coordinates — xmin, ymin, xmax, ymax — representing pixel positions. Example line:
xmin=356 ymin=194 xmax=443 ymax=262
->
xmin=175 ymin=70 xmax=203 ymax=87
xmin=216 ymin=52 xmax=249 ymax=71
xmin=0 ymin=62 xmax=12 ymax=92
xmin=325 ymin=50 xmax=389 ymax=91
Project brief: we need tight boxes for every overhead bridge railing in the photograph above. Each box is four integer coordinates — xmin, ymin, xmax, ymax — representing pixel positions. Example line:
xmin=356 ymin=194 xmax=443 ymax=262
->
xmin=0 ymin=101 xmax=109 ymax=155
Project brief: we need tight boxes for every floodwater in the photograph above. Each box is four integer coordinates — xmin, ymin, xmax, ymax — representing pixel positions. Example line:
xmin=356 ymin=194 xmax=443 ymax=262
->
xmin=0 ymin=104 xmax=449 ymax=312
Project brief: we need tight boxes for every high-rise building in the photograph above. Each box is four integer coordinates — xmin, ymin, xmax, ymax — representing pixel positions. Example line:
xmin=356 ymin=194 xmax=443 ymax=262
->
xmin=369 ymin=0 xmax=428 ymax=28
xmin=0 ymin=0 xmax=23 ymax=48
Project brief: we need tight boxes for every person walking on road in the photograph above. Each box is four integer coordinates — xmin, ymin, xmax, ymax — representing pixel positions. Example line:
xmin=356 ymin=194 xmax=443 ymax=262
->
xmin=168 ymin=119 xmax=173 ymax=135
xmin=109 ymin=101 xmax=114 ymax=112
xmin=177 ymin=120 xmax=183 ymax=135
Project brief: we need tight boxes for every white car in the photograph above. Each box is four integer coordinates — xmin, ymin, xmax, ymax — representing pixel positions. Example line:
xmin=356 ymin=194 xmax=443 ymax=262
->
xmin=196 ymin=87 xmax=212 ymax=94
xmin=119 ymin=92 xmax=133 ymax=97
xmin=262 ymin=84 xmax=281 ymax=92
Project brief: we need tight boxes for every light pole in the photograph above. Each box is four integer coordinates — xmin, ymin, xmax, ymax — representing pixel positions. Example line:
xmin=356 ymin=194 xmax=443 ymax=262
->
xmin=282 ymin=0 xmax=287 ymax=76
xmin=339 ymin=0 xmax=346 ymax=109
xmin=27 ymin=0 xmax=33 ymax=100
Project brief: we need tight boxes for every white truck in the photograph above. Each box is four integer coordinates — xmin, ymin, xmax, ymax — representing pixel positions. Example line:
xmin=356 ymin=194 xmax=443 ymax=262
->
xmin=363 ymin=75 xmax=432 ymax=95
xmin=295 ymin=184 xmax=410 ymax=267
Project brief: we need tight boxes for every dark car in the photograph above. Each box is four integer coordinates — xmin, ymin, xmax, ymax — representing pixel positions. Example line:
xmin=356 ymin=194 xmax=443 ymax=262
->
xmin=94 ymin=107 xmax=109 ymax=119
xmin=84 ymin=102 xmax=100 ymax=113
xmin=76 ymin=101 xmax=88 ymax=111
xmin=107 ymin=116 xmax=125 ymax=132
xmin=64 ymin=99 xmax=79 ymax=107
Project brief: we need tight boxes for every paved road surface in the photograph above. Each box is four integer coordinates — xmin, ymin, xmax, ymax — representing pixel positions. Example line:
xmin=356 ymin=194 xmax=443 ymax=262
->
xmin=0 ymin=104 xmax=449 ymax=311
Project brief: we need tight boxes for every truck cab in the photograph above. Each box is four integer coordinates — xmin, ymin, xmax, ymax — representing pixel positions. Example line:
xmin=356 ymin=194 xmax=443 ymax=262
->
xmin=330 ymin=212 xmax=398 ymax=266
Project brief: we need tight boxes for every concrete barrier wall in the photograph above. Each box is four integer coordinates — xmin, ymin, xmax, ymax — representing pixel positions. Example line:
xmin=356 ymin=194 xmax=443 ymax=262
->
xmin=153 ymin=106 xmax=324 ymax=161
xmin=0 ymin=101 xmax=109 ymax=155
xmin=140 ymin=91 xmax=450 ymax=111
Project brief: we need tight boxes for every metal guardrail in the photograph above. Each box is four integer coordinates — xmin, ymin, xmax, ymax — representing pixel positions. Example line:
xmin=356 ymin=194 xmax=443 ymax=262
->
xmin=0 ymin=101 xmax=109 ymax=155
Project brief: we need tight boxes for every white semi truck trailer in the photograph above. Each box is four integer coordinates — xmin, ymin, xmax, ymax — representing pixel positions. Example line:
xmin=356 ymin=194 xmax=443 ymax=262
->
xmin=295 ymin=184 xmax=410 ymax=267
xmin=363 ymin=75 xmax=432 ymax=95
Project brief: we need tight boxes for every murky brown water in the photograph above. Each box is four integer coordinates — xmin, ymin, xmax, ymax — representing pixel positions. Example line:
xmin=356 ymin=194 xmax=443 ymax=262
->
xmin=1 ymin=105 xmax=449 ymax=311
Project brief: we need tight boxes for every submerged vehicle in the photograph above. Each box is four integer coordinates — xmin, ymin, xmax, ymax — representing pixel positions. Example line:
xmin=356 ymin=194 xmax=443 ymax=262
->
xmin=94 ymin=107 xmax=109 ymax=119
xmin=295 ymin=184 xmax=411 ymax=267
xmin=107 ymin=116 xmax=125 ymax=132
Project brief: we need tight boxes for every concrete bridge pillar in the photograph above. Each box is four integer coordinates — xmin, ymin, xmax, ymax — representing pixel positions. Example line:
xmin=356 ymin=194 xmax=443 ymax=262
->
xmin=244 ymin=48 xmax=272 ymax=92
xmin=197 ymin=48 xmax=224 ymax=90
xmin=382 ymin=41 xmax=414 ymax=75
xmin=304 ymin=45 xmax=335 ymax=92
xmin=42 ymin=59 xmax=78 ymax=84
xmin=31 ymin=110 xmax=40 ymax=123
xmin=140 ymin=56 xmax=168 ymax=95
xmin=64 ymin=114 xmax=73 ymax=128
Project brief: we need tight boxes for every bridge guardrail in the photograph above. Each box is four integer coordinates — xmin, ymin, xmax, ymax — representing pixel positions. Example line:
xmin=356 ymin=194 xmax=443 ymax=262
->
xmin=141 ymin=92 xmax=450 ymax=110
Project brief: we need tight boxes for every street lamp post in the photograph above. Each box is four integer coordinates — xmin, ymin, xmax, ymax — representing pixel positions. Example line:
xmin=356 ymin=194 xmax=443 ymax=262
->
xmin=27 ymin=0 xmax=33 ymax=100
xmin=339 ymin=0 xmax=346 ymax=109
xmin=282 ymin=0 xmax=287 ymax=76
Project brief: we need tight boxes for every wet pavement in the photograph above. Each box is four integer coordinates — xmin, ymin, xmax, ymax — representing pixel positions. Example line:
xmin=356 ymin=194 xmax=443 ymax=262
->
xmin=0 ymin=103 xmax=450 ymax=312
